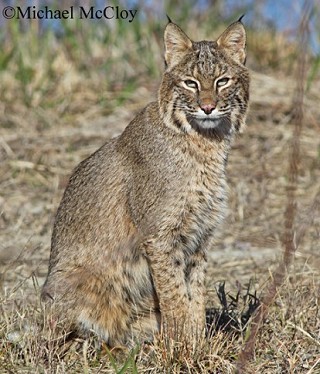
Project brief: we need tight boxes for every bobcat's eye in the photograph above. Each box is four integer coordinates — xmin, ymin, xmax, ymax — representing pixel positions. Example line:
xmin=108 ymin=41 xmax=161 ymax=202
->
xmin=216 ymin=77 xmax=230 ymax=87
xmin=184 ymin=80 xmax=198 ymax=89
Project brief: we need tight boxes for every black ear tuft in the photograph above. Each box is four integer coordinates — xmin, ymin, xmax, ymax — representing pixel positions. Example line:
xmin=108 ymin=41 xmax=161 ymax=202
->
xmin=166 ymin=14 xmax=173 ymax=24
xmin=238 ymin=14 xmax=245 ymax=23
xmin=164 ymin=21 xmax=193 ymax=68
xmin=216 ymin=21 xmax=247 ymax=64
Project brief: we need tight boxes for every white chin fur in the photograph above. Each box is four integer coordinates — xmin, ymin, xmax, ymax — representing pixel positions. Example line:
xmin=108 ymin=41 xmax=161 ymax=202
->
xmin=194 ymin=118 xmax=221 ymax=129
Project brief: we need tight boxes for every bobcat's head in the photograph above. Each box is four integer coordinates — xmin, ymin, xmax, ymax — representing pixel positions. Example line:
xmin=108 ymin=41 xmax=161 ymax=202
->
xmin=159 ymin=19 xmax=250 ymax=140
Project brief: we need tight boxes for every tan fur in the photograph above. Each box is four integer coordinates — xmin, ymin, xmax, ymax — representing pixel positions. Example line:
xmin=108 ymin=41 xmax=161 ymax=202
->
xmin=42 ymin=20 xmax=250 ymax=347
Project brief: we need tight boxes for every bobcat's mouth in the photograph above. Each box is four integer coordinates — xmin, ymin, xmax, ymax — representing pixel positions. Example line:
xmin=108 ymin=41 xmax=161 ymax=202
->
xmin=193 ymin=117 xmax=222 ymax=129
xmin=187 ymin=114 xmax=232 ymax=139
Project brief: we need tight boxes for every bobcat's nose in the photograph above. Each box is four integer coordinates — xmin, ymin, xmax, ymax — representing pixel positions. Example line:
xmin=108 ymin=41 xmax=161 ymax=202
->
xmin=200 ymin=103 xmax=216 ymax=115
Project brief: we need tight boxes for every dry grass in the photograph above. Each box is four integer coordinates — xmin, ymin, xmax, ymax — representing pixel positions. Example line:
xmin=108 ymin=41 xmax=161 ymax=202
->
xmin=1 ymin=10 xmax=320 ymax=374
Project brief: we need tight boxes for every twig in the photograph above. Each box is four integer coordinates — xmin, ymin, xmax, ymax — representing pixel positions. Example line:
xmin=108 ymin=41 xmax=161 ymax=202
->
xmin=286 ymin=321 xmax=320 ymax=347
xmin=306 ymin=358 xmax=320 ymax=374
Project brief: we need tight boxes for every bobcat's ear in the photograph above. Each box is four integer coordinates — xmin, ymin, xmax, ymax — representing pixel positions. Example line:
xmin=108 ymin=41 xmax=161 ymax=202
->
xmin=216 ymin=20 xmax=246 ymax=64
xmin=164 ymin=22 xmax=193 ymax=68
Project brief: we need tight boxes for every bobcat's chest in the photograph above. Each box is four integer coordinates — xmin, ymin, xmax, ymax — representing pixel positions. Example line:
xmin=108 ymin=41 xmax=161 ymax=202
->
xmin=177 ymin=159 xmax=227 ymax=254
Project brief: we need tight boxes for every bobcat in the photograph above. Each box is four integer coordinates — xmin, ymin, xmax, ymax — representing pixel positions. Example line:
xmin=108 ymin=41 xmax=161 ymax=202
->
xmin=42 ymin=18 xmax=249 ymax=347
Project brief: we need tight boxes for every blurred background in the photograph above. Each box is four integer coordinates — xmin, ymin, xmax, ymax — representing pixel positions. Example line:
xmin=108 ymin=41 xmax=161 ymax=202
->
xmin=0 ymin=0 xmax=318 ymax=107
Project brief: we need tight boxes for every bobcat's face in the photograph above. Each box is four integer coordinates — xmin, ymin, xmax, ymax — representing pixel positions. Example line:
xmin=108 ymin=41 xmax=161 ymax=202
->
xmin=159 ymin=21 xmax=250 ymax=139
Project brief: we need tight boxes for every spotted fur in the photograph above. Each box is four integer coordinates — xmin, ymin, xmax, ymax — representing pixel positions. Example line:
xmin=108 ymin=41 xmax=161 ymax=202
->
xmin=42 ymin=20 xmax=250 ymax=347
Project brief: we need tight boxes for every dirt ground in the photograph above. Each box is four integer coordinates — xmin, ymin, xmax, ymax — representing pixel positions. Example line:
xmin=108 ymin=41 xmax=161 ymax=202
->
xmin=1 ymin=69 xmax=320 ymax=371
